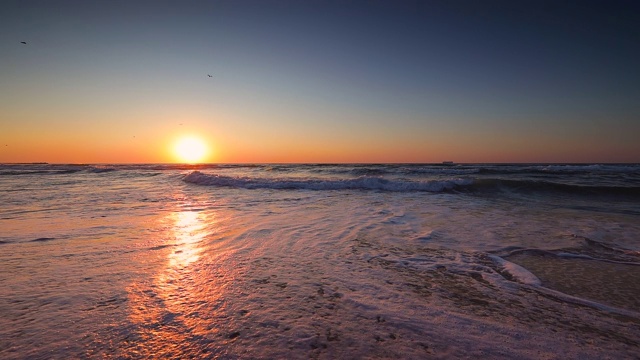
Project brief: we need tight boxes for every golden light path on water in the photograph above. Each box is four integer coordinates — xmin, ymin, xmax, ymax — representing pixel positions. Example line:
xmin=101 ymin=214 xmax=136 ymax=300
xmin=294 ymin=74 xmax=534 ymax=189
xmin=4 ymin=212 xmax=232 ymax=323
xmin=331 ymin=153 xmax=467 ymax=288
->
xmin=167 ymin=210 xmax=205 ymax=268
xmin=124 ymin=196 xmax=238 ymax=358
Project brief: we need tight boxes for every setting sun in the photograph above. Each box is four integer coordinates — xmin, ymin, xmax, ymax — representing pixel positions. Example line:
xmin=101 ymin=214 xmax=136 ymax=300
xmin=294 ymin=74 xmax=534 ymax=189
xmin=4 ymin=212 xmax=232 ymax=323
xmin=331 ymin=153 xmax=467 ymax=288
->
xmin=173 ymin=136 xmax=208 ymax=163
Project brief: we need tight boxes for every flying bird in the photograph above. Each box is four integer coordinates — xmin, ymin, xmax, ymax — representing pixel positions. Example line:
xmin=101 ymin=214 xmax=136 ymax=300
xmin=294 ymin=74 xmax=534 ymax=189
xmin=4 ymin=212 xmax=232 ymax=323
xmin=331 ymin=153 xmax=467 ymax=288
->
xmin=207 ymin=74 xmax=212 ymax=78
xmin=20 ymin=41 xmax=27 ymax=44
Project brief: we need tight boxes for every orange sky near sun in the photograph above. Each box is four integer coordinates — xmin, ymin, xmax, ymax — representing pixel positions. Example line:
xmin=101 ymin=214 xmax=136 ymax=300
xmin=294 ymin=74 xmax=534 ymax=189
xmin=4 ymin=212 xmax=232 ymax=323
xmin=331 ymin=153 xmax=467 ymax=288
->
xmin=2 ymin=118 xmax=636 ymax=164
xmin=1 ymin=73 xmax=638 ymax=164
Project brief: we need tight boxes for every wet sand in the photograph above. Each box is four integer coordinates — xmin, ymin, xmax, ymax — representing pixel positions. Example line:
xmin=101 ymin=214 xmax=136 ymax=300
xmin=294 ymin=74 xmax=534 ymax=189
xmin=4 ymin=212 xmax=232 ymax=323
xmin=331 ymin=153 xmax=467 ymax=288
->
xmin=506 ymin=252 xmax=640 ymax=313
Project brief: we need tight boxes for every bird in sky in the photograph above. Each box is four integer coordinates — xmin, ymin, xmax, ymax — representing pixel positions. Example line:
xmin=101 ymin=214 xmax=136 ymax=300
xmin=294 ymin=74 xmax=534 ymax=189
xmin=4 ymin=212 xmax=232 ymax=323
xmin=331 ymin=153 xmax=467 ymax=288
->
xmin=20 ymin=41 xmax=27 ymax=44
xmin=207 ymin=74 xmax=212 ymax=78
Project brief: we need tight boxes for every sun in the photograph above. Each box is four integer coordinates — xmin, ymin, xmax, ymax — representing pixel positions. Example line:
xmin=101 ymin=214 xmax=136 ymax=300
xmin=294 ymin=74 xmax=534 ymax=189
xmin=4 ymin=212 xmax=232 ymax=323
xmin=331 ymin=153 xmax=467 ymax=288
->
xmin=174 ymin=136 xmax=208 ymax=163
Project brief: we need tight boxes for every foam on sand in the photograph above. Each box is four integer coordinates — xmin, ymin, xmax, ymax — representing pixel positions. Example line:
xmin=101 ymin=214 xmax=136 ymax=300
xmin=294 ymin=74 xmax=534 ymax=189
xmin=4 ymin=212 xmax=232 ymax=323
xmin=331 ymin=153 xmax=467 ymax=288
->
xmin=505 ymin=251 xmax=640 ymax=313
xmin=487 ymin=254 xmax=542 ymax=286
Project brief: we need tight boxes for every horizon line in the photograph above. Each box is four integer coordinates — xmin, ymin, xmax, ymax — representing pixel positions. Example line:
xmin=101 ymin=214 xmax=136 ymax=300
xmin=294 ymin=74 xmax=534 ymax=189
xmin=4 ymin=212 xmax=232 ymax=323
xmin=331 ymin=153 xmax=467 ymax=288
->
xmin=2 ymin=162 xmax=639 ymax=166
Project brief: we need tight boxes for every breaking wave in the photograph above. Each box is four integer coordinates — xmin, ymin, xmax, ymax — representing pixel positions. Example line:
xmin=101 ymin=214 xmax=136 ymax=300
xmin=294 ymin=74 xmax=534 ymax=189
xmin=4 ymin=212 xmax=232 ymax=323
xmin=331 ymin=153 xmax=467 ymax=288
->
xmin=183 ymin=171 xmax=472 ymax=192
xmin=183 ymin=171 xmax=640 ymax=198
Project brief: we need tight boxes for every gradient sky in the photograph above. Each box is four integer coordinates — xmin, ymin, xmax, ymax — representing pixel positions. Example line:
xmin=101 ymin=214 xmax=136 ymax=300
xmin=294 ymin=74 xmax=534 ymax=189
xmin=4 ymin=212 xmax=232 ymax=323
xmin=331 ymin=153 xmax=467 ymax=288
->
xmin=1 ymin=0 xmax=639 ymax=163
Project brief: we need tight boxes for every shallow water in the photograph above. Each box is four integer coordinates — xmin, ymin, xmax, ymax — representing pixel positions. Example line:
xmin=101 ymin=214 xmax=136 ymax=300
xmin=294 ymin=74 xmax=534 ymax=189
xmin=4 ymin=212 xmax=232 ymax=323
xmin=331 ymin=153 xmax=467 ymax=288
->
xmin=1 ymin=163 xmax=639 ymax=358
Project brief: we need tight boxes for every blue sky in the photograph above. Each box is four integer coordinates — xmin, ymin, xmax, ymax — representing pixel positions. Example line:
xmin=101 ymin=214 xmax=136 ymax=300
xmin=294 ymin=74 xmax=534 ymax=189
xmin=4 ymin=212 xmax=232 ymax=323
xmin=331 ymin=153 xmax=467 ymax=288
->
xmin=1 ymin=0 xmax=639 ymax=163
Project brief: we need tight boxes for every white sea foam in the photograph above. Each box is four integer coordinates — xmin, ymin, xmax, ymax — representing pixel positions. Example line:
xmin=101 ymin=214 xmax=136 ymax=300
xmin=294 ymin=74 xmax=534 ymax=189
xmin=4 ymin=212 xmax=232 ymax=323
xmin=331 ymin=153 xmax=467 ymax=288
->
xmin=183 ymin=171 xmax=473 ymax=192
xmin=488 ymin=254 xmax=542 ymax=286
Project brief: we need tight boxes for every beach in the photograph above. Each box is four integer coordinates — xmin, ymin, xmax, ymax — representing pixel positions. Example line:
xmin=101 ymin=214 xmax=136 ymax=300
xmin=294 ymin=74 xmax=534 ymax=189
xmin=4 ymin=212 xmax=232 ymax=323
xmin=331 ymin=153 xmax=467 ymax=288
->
xmin=1 ymin=163 xmax=639 ymax=358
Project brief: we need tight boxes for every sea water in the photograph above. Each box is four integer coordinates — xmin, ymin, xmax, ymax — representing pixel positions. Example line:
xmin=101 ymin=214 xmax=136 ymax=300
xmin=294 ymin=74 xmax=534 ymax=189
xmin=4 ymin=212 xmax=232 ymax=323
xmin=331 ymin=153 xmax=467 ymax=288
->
xmin=1 ymin=163 xmax=639 ymax=358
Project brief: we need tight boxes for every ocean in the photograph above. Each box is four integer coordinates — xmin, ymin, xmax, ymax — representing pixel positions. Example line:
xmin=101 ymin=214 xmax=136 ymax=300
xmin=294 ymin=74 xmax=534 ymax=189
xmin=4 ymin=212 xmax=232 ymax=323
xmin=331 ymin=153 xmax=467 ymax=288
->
xmin=1 ymin=163 xmax=639 ymax=359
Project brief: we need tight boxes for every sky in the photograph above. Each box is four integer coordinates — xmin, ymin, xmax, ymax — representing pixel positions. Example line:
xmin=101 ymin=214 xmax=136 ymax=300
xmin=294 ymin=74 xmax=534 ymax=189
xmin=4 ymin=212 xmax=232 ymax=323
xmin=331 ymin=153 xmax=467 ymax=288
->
xmin=1 ymin=0 xmax=639 ymax=163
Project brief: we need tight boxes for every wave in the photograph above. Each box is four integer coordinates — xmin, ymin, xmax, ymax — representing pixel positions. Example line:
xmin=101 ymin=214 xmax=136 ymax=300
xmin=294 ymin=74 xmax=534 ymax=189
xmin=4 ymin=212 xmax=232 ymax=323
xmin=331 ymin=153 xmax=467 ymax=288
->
xmin=400 ymin=167 xmax=480 ymax=175
xmin=87 ymin=166 xmax=117 ymax=173
xmin=317 ymin=164 xmax=639 ymax=177
xmin=471 ymin=178 xmax=640 ymax=196
xmin=0 ymin=169 xmax=84 ymax=176
xmin=347 ymin=166 xmax=479 ymax=176
xmin=183 ymin=171 xmax=640 ymax=197
xmin=477 ymin=164 xmax=640 ymax=175
xmin=0 ymin=164 xmax=119 ymax=175
xmin=539 ymin=164 xmax=640 ymax=173
xmin=183 ymin=171 xmax=472 ymax=192
xmin=30 ymin=237 xmax=57 ymax=243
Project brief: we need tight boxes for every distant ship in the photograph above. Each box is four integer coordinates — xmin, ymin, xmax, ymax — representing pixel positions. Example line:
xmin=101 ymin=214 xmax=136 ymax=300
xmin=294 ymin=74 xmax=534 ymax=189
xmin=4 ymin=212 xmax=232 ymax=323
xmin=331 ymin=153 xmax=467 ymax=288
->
xmin=442 ymin=161 xmax=454 ymax=165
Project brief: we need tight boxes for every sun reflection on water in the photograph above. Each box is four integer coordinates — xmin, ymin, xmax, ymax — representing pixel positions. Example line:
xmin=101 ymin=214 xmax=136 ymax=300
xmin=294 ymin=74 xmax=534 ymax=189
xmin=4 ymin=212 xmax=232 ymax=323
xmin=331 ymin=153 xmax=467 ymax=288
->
xmin=124 ymin=202 xmax=228 ymax=358
xmin=168 ymin=210 xmax=206 ymax=269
